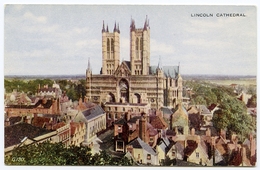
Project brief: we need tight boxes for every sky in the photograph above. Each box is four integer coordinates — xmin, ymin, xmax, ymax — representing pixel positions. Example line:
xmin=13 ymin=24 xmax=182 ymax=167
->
xmin=4 ymin=4 xmax=257 ymax=76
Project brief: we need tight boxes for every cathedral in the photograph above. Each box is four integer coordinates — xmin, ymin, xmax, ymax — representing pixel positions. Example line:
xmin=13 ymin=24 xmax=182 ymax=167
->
xmin=86 ymin=17 xmax=183 ymax=109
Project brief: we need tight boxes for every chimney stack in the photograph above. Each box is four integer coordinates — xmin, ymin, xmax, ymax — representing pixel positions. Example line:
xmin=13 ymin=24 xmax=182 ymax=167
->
xmin=206 ymin=128 xmax=211 ymax=137
xmin=139 ymin=114 xmax=147 ymax=142
xmin=191 ymin=128 xmax=195 ymax=136
xmin=220 ymin=129 xmax=226 ymax=140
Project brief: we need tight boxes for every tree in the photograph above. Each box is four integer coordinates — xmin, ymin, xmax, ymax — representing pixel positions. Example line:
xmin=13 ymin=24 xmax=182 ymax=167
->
xmin=212 ymin=95 xmax=254 ymax=138
xmin=5 ymin=141 xmax=133 ymax=166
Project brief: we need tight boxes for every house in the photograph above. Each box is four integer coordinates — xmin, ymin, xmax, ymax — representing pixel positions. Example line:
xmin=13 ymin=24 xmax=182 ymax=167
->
xmin=156 ymin=136 xmax=175 ymax=165
xmin=183 ymin=140 xmax=210 ymax=166
xmin=73 ymin=101 xmax=106 ymax=144
xmin=52 ymin=122 xmax=71 ymax=147
xmin=171 ymin=104 xmax=189 ymax=135
xmin=5 ymin=95 xmax=60 ymax=117
xmin=126 ymin=137 xmax=159 ymax=165
xmin=70 ymin=122 xmax=86 ymax=146
xmin=237 ymin=92 xmax=252 ymax=105
xmin=114 ymin=112 xmax=165 ymax=152
xmin=160 ymin=106 xmax=173 ymax=126
xmin=103 ymin=102 xmax=150 ymax=127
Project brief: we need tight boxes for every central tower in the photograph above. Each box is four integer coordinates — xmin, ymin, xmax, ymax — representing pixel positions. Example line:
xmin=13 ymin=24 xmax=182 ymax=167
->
xmin=130 ymin=16 xmax=150 ymax=75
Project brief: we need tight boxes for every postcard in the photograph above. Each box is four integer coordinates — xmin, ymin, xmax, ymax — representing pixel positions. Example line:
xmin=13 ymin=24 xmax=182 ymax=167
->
xmin=3 ymin=4 xmax=257 ymax=167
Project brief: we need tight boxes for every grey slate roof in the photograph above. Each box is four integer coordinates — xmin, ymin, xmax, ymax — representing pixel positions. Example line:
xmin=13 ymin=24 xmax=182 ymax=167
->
xmin=128 ymin=137 xmax=157 ymax=156
xmin=160 ymin=107 xmax=173 ymax=114
xmin=82 ymin=105 xmax=105 ymax=121
xmin=123 ymin=61 xmax=131 ymax=71
xmin=149 ymin=66 xmax=179 ymax=78
xmin=196 ymin=105 xmax=211 ymax=115
xmin=5 ymin=123 xmax=54 ymax=148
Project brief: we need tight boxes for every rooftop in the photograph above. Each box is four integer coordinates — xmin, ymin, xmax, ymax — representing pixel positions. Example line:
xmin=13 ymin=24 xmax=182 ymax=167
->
xmin=5 ymin=123 xmax=54 ymax=148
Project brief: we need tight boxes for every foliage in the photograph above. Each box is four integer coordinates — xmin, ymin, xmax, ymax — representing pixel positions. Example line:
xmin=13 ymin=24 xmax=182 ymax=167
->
xmin=5 ymin=141 xmax=133 ymax=166
xmin=5 ymin=78 xmax=86 ymax=102
xmin=185 ymin=80 xmax=256 ymax=138
xmin=161 ymin=155 xmax=175 ymax=166
xmin=57 ymin=79 xmax=86 ymax=101
xmin=4 ymin=79 xmax=54 ymax=94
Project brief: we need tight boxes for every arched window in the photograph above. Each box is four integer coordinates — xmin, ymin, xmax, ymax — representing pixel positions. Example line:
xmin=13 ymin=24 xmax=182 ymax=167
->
xmin=135 ymin=38 xmax=139 ymax=50
xmin=140 ymin=37 xmax=143 ymax=51
xmin=136 ymin=38 xmax=139 ymax=59
xmin=107 ymin=38 xmax=110 ymax=59
xmin=111 ymin=38 xmax=114 ymax=59
xmin=111 ymin=39 xmax=114 ymax=52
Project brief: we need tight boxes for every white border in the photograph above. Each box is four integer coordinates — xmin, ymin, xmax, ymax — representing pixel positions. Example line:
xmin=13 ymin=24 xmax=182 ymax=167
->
xmin=1 ymin=1 xmax=259 ymax=170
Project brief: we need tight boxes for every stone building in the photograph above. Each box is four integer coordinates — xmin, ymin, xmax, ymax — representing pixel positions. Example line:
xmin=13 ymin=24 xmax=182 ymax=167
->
xmin=85 ymin=17 xmax=183 ymax=109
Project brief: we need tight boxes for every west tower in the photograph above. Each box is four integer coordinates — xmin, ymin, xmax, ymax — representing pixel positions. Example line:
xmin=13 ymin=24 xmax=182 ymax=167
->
xmin=130 ymin=17 xmax=150 ymax=75
xmin=102 ymin=21 xmax=120 ymax=75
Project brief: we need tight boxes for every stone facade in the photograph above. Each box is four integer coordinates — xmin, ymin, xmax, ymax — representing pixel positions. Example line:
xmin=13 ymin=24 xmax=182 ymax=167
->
xmin=86 ymin=17 xmax=183 ymax=109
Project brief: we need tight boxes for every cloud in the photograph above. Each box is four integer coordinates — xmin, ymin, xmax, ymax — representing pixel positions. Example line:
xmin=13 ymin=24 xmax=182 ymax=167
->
xmin=23 ymin=11 xmax=47 ymax=24
xmin=150 ymin=39 xmax=175 ymax=55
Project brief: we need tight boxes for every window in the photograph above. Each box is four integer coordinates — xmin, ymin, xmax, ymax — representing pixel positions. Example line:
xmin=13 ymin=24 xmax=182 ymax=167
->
xmin=123 ymin=107 xmax=125 ymax=111
xmin=118 ymin=126 xmax=121 ymax=130
xmin=196 ymin=152 xmax=199 ymax=158
xmin=172 ymin=149 xmax=176 ymax=156
xmin=149 ymin=137 xmax=154 ymax=142
xmin=115 ymin=113 xmax=118 ymax=119
xmin=147 ymin=154 xmax=151 ymax=160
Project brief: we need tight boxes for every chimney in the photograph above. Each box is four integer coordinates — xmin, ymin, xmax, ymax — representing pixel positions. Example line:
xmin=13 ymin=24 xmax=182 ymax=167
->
xmin=220 ymin=129 xmax=226 ymax=140
xmin=25 ymin=116 xmax=31 ymax=124
xmin=211 ymin=137 xmax=216 ymax=146
xmin=5 ymin=118 xmax=10 ymax=127
xmin=191 ymin=128 xmax=195 ymax=136
xmin=250 ymin=134 xmax=256 ymax=159
xmin=206 ymin=128 xmax=211 ymax=137
xmin=139 ymin=114 xmax=147 ymax=142
xmin=242 ymin=146 xmax=247 ymax=164
xmin=125 ymin=112 xmax=131 ymax=121
xmin=231 ymin=133 xmax=237 ymax=142
xmin=33 ymin=113 xmax=38 ymax=119
xmin=175 ymin=126 xmax=179 ymax=135
xmin=234 ymin=138 xmax=238 ymax=151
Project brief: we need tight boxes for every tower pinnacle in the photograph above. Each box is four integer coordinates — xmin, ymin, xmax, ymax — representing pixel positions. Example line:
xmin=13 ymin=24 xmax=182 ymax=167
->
xmin=102 ymin=20 xmax=105 ymax=33
xmin=87 ymin=57 xmax=91 ymax=71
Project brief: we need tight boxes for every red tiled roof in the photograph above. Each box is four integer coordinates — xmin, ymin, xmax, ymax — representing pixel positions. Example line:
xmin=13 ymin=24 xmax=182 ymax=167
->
xmin=32 ymin=117 xmax=51 ymax=128
xmin=184 ymin=140 xmax=198 ymax=156
xmin=149 ymin=115 xmax=168 ymax=129
xmin=70 ymin=122 xmax=82 ymax=136
xmin=52 ymin=122 xmax=66 ymax=130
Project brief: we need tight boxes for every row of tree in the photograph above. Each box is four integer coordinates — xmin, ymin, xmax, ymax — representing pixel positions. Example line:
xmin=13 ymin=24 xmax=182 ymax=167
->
xmin=4 ymin=79 xmax=86 ymax=102
xmin=5 ymin=141 xmax=133 ymax=166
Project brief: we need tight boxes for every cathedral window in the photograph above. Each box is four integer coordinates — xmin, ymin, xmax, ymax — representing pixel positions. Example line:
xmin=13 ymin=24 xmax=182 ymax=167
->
xmin=111 ymin=39 xmax=114 ymax=59
xmin=107 ymin=38 xmax=110 ymax=59
xmin=136 ymin=38 xmax=139 ymax=59
xmin=111 ymin=39 xmax=114 ymax=52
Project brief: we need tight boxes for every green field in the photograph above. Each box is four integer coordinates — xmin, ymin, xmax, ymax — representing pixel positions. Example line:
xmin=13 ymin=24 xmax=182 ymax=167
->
xmin=207 ymin=78 xmax=256 ymax=86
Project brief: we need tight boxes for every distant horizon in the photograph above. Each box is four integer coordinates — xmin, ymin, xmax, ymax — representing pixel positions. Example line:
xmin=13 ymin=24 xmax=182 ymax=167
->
xmin=4 ymin=73 xmax=257 ymax=77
